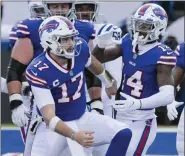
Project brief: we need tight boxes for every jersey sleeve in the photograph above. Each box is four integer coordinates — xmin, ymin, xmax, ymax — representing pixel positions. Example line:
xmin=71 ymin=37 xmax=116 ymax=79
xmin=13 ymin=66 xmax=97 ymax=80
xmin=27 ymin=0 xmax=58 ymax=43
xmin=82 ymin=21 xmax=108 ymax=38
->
xmin=9 ymin=25 xmax=18 ymax=48
xmin=26 ymin=68 xmax=49 ymax=89
xmin=157 ymin=45 xmax=176 ymax=66
xmin=88 ymin=22 xmax=96 ymax=40
xmin=79 ymin=39 xmax=91 ymax=67
xmin=175 ymin=44 xmax=185 ymax=69
xmin=16 ymin=19 xmax=31 ymax=38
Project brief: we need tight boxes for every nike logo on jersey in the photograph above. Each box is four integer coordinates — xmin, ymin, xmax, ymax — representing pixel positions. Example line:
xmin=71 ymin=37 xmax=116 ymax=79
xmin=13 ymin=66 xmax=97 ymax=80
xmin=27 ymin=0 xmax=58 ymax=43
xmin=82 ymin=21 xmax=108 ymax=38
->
xmin=167 ymin=51 xmax=173 ymax=55
xmin=31 ymin=70 xmax=37 ymax=76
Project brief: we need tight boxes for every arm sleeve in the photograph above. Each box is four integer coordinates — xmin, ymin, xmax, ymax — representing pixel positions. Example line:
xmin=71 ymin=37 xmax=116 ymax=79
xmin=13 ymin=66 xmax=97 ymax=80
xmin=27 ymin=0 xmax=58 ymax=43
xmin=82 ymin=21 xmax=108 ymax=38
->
xmin=141 ymin=85 xmax=175 ymax=109
xmin=25 ymin=68 xmax=49 ymax=89
xmin=16 ymin=20 xmax=31 ymax=38
xmin=157 ymin=46 xmax=176 ymax=66
xmin=31 ymin=86 xmax=55 ymax=110
xmin=9 ymin=25 xmax=18 ymax=48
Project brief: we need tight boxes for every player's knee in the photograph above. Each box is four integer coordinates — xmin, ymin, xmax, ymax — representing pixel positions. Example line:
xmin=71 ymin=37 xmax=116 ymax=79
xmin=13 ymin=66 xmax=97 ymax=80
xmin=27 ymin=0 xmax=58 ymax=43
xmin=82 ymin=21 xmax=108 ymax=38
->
xmin=117 ymin=128 xmax=132 ymax=141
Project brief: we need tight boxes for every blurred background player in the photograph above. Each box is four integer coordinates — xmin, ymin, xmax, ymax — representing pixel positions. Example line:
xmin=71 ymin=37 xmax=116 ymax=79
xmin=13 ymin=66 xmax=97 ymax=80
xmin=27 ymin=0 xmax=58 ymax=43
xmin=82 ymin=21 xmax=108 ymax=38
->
xmin=93 ymin=3 xmax=176 ymax=156
xmin=167 ymin=42 xmax=184 ymax=155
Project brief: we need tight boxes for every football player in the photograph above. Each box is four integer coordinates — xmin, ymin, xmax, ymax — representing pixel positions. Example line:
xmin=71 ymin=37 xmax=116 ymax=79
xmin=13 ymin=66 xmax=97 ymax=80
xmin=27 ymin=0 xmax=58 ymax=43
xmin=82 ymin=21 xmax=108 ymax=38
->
xmin=26 ymin=16 xmax=132 ymax=156
xmin=93 ymin=3 xmax=176 ymax=156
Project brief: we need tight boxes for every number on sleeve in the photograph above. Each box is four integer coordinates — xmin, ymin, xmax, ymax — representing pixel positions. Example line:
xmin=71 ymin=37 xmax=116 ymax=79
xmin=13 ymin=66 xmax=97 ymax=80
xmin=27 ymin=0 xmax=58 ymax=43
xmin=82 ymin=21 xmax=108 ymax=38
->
xmin=34 ymin=61 xmax=49 ymax=71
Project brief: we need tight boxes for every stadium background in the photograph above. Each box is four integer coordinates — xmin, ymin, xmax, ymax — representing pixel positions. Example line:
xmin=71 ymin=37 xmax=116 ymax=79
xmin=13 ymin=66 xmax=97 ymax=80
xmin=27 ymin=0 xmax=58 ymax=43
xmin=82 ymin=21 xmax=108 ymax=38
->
xmin=1 ymin=1 xmax=184 ymax=155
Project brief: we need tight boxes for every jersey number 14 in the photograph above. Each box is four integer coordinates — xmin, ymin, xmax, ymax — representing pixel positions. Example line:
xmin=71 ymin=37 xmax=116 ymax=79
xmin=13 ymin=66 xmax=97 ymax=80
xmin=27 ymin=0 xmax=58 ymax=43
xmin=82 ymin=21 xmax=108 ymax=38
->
xmin=126 ymin=71 xmax=143 ymax=97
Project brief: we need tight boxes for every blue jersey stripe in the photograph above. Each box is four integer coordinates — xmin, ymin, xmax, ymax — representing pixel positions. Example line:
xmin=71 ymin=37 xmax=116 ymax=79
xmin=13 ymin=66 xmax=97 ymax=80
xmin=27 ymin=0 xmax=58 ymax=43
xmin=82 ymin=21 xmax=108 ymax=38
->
xmin=97 ymin=24 xmax=107 ymax=35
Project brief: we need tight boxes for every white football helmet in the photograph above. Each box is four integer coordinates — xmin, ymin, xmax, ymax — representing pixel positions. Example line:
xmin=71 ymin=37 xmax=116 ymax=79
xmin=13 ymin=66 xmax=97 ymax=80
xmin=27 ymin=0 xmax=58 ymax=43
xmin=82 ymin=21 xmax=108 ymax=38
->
xmin=28 ymin=0 xmax=51 ymax=18
xmin=128 ymin=3 xmax=168 ymax=45
xmin=39 ymin=16 xmax=80 ymax=59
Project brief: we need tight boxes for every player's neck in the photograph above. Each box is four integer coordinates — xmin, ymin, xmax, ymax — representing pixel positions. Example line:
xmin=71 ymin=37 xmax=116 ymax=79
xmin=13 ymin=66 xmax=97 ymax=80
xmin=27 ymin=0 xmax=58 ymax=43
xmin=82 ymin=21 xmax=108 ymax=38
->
xmin=50 ymin=53 xmax=68 ymax=66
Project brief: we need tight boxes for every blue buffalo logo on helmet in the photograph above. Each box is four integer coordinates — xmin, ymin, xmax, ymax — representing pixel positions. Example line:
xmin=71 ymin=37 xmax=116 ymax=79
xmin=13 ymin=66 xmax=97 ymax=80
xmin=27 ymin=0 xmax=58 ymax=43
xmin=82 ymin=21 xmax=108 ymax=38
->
xmin=153 ymin=7 xmax=167 ymax=20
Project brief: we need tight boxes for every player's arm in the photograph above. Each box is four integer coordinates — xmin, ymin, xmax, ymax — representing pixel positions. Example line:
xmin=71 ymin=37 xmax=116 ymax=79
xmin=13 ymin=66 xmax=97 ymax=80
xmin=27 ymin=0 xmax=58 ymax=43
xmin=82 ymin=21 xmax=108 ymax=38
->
xmin=31 ymin=86 xmax=74 ymax=136
xmin=92 ymin=24 xmax=122 ymax=63
xmin=92 ymin=44 xmax=122 ymax=63
xmin=86 ymin=31 xmax=103 ymax=114
xmin=167 ymin=44 xmax=185 ymax=120
xmin=173 ymin=66 xmax=184 ymax=87
xmin=139 ymin=64 xmax=175 ymax=109
xmin=85 ymin=68 xmax=104 ymax=114
xmin=6 ymin=22 xmax=34 ymax=111
xmin=31 ymin=86 xmax=94 ymax=147
xmin=114 ymin=64 xmax=175 ymax=112
xmin=87 ymin=55 xmax=117 ymax=97
xmin=173 ymin=44 xmax=185 ymax=86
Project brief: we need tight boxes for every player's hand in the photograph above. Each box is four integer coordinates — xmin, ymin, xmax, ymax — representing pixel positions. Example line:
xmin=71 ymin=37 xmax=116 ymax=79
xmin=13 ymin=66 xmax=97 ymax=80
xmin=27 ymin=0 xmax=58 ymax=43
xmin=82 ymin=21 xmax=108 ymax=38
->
xmin=97 ymin=25 xmax=122 ymax=48
xmin=112 ymin=92 xmax=141 ymax=112
xmin=12 ymin=104 xmax=29 ymax=127
xmin=105 ymin=80 xmax=117 ymax=99
xmin=167 ymin=101 xmax=184 ymax=121
xmin=90 ymin=100 xmax=104 ymax=115
xmin=74 ymin=130 xmax=94 ymax=148
xmin=30 ymin=115 xmax=43 ymax=134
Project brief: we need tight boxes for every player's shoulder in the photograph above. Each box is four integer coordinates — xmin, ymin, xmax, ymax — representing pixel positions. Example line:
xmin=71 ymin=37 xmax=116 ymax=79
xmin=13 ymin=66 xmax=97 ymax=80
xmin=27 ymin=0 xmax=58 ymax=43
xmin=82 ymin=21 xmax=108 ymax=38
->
xmin=156 ymin=43 xmax=176 ymax=66
xmin=17 ymin=17 xmax=44 ymax=31
xmin=121 ymin=33 xmax=131 ymax=45
xmin=175 ymin=42 xmax=185 ymax=56
xmin=157 ymin=43 xmax=176 ymax=57
xmin=76 ymin=37 xmax=90 ymax=57
xmin=78 ymin=37 xmax=89 ymax=51
xmin=75 ymin=19 xmax=94 ymax=29
xmin=20 ymin=17 xmax=43 ymax=25
xmin=26 ymin=53 xmax=49 ymax=87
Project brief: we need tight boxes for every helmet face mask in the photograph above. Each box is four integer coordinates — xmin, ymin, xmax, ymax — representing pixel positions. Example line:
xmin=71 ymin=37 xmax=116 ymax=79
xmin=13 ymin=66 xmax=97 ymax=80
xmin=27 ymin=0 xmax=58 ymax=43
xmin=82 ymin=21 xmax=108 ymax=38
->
xmin=39 ymin=16 xmax=81 ymax=59
xmin=72 ymin=1 xmax=99 ymax=22
xmin=50 ymin=35 xmax=81 ymax=59
xmin=74 ymin=3 xmax=96 ymax=21
xmin=128 ymin=3 xmax=168 ymax=45
xmin=28 ymin=1 xmax=51 ymax=18
xmin=46 ymin=2 xmax=72 ymax=16
xmin=42 ymin=1 xmax=77 ymax=20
